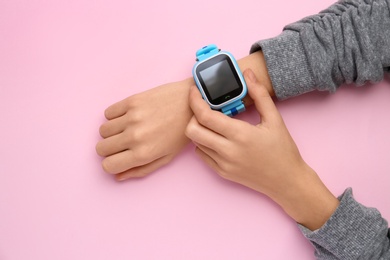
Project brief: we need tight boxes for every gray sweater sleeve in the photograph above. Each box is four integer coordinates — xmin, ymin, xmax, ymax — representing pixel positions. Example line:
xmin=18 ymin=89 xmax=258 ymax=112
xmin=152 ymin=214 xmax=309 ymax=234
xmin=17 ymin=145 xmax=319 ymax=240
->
xmin=299 ymin=189 xmax=390 ymax=259
xmin=251 ymin=0 xmax=390 ymax=100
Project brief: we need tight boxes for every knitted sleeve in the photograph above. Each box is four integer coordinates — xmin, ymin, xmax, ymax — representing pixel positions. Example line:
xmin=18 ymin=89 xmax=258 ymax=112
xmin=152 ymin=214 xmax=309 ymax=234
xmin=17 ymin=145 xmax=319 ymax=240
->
xmin=251 ymin=0 xmax=390 ymax=100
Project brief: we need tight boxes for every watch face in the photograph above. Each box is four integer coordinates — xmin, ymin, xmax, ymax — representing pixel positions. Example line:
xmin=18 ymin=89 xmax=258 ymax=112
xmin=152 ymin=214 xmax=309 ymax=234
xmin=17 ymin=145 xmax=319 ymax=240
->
xmin=195 ymin=53 xmax=244 ymax=106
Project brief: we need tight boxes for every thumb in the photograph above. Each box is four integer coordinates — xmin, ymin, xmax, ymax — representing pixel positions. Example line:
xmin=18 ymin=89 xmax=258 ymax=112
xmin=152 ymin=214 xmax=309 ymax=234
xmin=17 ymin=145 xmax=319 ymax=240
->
xmin=243 ymin=69 xmax=281 ymax=123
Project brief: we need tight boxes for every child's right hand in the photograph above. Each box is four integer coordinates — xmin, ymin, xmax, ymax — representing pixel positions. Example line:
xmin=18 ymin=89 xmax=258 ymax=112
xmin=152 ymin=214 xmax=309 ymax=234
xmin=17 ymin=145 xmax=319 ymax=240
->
xmin=185 ymin=69 xmax=339 ymax=231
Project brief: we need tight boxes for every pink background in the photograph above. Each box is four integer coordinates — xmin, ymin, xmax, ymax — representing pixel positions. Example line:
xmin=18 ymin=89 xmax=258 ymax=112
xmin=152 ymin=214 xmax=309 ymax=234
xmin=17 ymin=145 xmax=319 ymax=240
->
xmin=1 ymin=0 xmax=389 ymax=259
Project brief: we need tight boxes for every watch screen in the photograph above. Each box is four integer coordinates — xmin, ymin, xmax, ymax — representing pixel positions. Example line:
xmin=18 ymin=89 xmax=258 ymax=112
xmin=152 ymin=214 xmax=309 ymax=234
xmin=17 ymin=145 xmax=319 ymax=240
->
xmin=196 ymin=54 xmax=243 ymax=105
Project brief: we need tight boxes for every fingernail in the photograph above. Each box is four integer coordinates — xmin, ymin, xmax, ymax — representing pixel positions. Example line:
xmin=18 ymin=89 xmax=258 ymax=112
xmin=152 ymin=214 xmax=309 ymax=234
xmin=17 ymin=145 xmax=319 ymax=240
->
xmin=116 ymin=175 xmax=128 ymax=181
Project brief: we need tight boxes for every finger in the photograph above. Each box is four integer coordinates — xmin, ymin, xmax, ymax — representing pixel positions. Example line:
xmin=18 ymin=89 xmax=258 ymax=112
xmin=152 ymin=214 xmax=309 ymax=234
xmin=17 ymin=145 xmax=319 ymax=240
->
xmin=194 ymin=146 xmax=222 ymax=174
xmin=99 ymin=115 xmax=127 ymax=138
xmin=102 ymin=150 xmax=143 ymax=174
xmin=194 ymin=142 xmax=220 ymax=160
xmin=243 ymin=69 xmax=282 ymax=123
xmin=96 ymin=133 xmax=129 ymax=157
xmin=186 ymin=116 xmax=227 ymax=152
xmin=188 ymin=85 xmax=241 ymax=138
xmin=104 ymin=99 xmax=129 ymax=120
xmin=115 ymin=155 xmax=171 ymax=181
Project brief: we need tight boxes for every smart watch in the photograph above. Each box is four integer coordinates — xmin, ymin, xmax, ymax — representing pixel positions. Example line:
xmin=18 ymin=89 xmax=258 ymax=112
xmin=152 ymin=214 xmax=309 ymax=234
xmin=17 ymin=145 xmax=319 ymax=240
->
xmin=192 ymin=44 xmax=247 ymax=117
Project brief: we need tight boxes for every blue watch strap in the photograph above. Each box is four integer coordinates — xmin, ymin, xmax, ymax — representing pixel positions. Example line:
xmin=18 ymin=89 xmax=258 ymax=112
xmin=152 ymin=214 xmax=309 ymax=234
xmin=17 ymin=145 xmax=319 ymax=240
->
xmin=221 ymin=100 xmax=245 ymax=117
xmin=195 ymin=44 xmax=220 ymax=61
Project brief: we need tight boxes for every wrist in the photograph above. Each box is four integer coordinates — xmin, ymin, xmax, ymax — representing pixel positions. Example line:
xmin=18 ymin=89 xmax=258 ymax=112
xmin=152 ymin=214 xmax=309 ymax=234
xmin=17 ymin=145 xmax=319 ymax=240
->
xmin=186 ymin=51 xmax=272 ymax=107
xmin=269 ymin=163 xmax=339 ymax=231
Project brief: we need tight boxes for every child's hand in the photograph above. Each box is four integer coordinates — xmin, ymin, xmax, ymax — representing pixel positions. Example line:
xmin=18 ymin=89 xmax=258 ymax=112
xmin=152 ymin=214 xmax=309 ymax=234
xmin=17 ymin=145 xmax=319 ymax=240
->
xmin=95 ymin=52 xmax=271 ymax=181
xmin=186 ymin=69 xmax=304 ymax=197
xmin=186 ymin=69 xmax=339 ymax=230
xmin=96 ymin=80 xmax=193 ymax=181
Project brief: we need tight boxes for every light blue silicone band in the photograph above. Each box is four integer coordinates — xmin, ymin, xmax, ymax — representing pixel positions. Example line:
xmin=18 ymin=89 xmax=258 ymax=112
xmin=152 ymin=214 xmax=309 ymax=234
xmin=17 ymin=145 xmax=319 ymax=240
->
xmin=194 ymin=44 xmax=246 ymax=117
xmin=221 ymin=100 xmax=245 ymax=117
xmin=195 ymin=44 xmax=220 ymax=61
